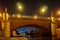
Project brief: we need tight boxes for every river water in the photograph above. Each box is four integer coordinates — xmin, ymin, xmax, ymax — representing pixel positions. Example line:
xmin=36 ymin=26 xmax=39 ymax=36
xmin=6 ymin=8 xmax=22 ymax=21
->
xmin=0 ymin=36 xmax=60 ymax=40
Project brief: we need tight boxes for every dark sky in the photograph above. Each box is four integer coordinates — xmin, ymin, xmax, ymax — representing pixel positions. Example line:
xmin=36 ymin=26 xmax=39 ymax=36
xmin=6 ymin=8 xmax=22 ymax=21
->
xmin=0 ymin=0 xmax=60 ymax=16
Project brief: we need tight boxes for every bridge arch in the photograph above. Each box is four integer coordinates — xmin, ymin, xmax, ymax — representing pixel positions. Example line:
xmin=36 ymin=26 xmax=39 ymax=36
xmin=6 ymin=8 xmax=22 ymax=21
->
xmin=11 ymin=24 xmax=51 ymax=37
xmin=12 ymin=24 xmax=49 ymax=30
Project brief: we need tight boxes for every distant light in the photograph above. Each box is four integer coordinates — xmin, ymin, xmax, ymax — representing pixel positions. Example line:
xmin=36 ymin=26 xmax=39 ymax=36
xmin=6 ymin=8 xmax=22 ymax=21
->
xmin=17 ymin=14 xmax=21 ymax=18
xmin=58 ymin=11 xmax=60 ymax=14
xmin=12 ymin=14 xmax=15 ymax=17
xmin=17 ymin=2 xmax=23 ymax=11
xmin=47 ymin=17 xmax=50 ymax=20
xmin=22 ymin=16 xmax=26 ymax=17
xmin=40 ymin=6 xmax=48 ymax=15
xmin=19 ymin=6 xmax=22 ymax=9
xmin=33 ymin=15 xmax=38 ymax=19
xmin=56 ymin=9 xmax=60 ymax=15
xmin=22 ymin=16 xmax=29 ymax=18
xmin=0 ymin=13 xmax=2 ymax=17
xmin=58 ymin=18 xmax=60 ymax=20
xmin=41 ymin=8 xmax=45 ymax=12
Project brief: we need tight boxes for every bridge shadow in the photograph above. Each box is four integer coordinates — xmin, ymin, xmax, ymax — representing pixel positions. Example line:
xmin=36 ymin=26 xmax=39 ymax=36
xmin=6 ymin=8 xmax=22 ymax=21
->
xmin=11 ymin=24 xmax=51 ymax=37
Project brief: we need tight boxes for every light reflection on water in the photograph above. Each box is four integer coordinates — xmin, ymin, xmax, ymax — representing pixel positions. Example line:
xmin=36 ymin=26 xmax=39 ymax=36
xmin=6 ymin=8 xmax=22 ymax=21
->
xmin=1 ymin=36 xmax=58 ymax=40
xmin=52 ymin=36 xmax=56 ymax=40
xmin=27 ymin=36 xmax=57 ymax=40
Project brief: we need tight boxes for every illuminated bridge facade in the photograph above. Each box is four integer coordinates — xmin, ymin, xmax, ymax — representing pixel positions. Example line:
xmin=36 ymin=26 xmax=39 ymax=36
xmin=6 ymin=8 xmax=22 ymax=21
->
xmin=0 ymin=8 xmax=59 ymax=37
xmin=0 ymin=16 xmax=59 ymax=37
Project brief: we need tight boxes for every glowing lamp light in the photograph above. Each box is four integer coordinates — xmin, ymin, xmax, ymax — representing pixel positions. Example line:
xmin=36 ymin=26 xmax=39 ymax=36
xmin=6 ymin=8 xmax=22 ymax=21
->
xmin=33 ymin=15 xmax=38 ymax=19
xmin=40 ymin=6 xmax=48 ymax=15
xmin=17 ymin=2 xmax=23 ymax=11
xmin=48 ymin=17 xmax=50 ymax=20
xmin=12 ymin=14 xmax=15 ymax=17
xmin=58 ymin=18 xmax=60 ymax=20
xmin=19 ymin=6 xmax=22 ymax=9
xmin=22 ymin=16 xmax=26 ymax=18
xmin=58 ymin=11 xmax=60 ymax=14
xmin=41 ymin=8 xmax=45 ymax=12
xmin=0 ymin=13 xmax=2 ymax=17
xmin=17 ymin=14 xmax=21 ymax=18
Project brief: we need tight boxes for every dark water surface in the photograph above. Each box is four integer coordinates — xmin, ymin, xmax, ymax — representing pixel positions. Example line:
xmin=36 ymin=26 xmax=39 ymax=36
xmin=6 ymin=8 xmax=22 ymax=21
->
xmin=0 ymin=36 xmax=60 ymax=40
xmin=28 ymin=36 xmax=59 ymax=40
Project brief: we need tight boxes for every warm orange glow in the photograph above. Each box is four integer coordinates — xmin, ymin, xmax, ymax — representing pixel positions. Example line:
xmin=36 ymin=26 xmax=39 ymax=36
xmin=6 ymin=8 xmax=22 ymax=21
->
xmin=0 ymin=13 xmax=2 ymax=17
xmin=19 ymin=6 xmax=22 ymax=9
xmin=58 ymin=18 xmax=60 ymax=20
xmin=39 ymin=6 xmax=48 ymax=15
xmin=48 ymin=17 xmax=50 ymax=19
xmin=41 ymin=8 xmax=45 ymax=12
xmin=58 ymin=11 xmax=60 ymax=14
xmin=33 ymin=15 xmax=38 ymax=19
xmin=56 ymin=9 xmax=60 ymax=15
xmin=12 ymin=14 xmax=15 ymax=17
xmin=6 ymin=13 xmax=9 ymax=20
xmin=17 ymin=14 xmax=21 ymax=18
xmin=17 ymin=2 xmax=23 ymax=11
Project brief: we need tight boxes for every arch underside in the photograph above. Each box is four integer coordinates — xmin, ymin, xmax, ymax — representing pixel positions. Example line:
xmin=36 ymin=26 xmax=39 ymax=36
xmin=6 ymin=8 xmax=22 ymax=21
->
xmin=11 ymin=24 xmax=51 ymax=36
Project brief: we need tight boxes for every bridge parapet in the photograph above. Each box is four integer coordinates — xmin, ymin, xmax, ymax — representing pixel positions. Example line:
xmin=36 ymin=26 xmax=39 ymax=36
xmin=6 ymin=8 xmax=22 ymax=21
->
xmin=9 ymin=18 xmax=51 ymax=30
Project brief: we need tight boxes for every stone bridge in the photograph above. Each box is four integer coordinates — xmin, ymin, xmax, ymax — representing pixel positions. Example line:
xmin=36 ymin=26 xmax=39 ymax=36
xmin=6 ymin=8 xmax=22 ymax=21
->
xmin=0 ymin=17 xmax=60 ymax=36
xmin=9 ymin=18 xmax=51 ymax=30
xmin=8 ymin=18 xmax=52 ymax=36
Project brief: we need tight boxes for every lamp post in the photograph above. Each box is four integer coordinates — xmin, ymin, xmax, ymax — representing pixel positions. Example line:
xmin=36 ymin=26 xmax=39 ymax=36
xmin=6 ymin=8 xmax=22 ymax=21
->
xmin=39 ymin=6 xmax=56 ymax=36
xmin=39 ymin=6 xmax=48 ymax=15
xmin=17 ymin=2 xmax=23 ymax=15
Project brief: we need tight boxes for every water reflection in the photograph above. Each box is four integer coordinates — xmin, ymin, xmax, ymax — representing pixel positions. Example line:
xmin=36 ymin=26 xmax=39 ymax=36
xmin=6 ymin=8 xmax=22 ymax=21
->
xmin=28 ymin=36 xmax=56 ymax=40
xmin=52 ymin=36 xmax=56 ymax=40
xmin=16 ymin=27 xmax=58 ymax=40
xmin=0 ymin=36 xmax=59 ymax=40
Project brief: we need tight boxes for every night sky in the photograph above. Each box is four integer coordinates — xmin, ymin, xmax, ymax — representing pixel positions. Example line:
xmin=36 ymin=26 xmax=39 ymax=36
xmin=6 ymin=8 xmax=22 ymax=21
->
xmin=0 ymin=0 xmax=60 ymax=16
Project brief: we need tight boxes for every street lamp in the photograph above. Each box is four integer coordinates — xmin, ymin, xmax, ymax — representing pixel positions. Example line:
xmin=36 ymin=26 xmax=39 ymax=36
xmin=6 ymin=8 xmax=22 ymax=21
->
xmin=55 ymin=9 xmax=60 ymax=16
xmin=12 ymin=14 xmax=15 ymax=17
xmin=58 ymin=11 xmax=60 ymax=14
xmin=17 ymin=14 xmax=21 ymax=18
xmin=58 ymin=18 xmax=60 ymax=20
xmin=55 ymin=9 xmax=60 ymax=20
xmin=41 ymin=8 xmax=45 ymax=12
xmin=39 ymin=5 xmax=56 ymax=36
xmin=0 ymin=13 xmax=2 ymax=17
xmin=39 ymin=6 xmax=48 ymax=15
xmin=17 ymin=2 xmax=23 ymax=11
xmin=33 ymin=15 xmax=38 ymax=19
xmin=17 ymin=2 xmax=24 ymax=16
xmin=56 ymin=10 xmax=60 ymax=15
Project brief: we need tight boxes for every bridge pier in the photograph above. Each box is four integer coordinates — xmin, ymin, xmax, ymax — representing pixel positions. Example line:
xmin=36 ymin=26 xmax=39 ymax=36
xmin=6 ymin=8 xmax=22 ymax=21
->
xmin=51 ymin=17 xmax=56 ymax=36
xmin=2 ymin=21 xmax=10 ymax=37
xmin=2 ymin=8 xmax=10 ymax=37
xmin=51 ymin=11 xmax=56 ymax=36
